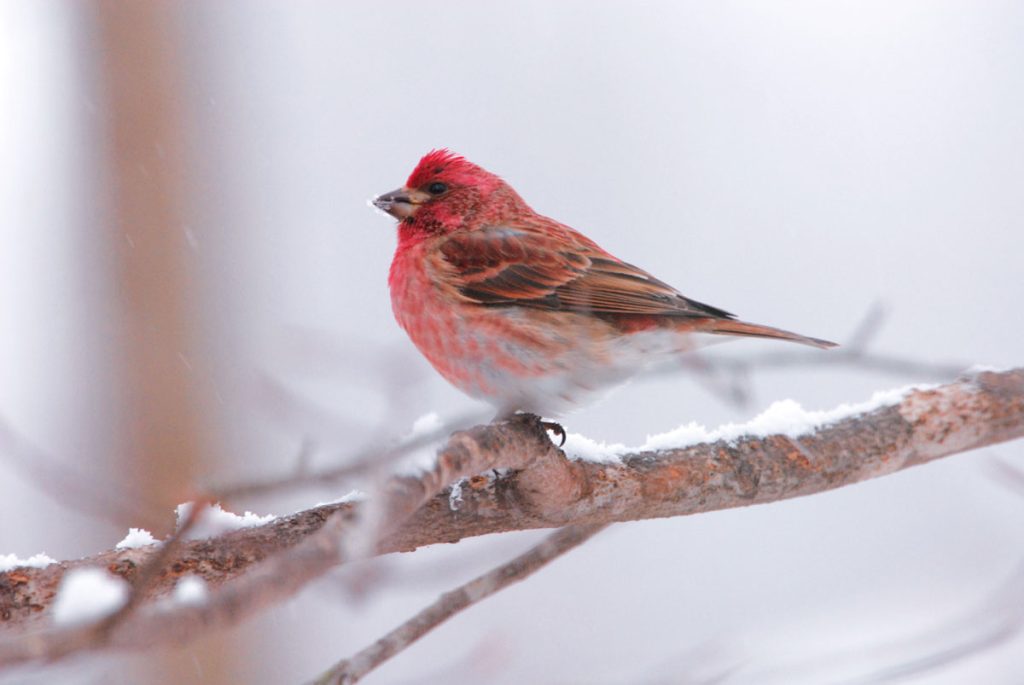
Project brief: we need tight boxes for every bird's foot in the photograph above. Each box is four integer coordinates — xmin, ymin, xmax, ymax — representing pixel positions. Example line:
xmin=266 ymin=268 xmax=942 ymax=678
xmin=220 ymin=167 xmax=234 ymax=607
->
xmin=540 ymin=420 xmax=567 ymax=447
xmin=494 ymin=411 xmax=567 ymax=447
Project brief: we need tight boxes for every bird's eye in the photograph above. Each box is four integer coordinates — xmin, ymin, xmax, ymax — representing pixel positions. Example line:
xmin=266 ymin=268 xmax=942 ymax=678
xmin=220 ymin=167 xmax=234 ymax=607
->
xmin=427 ymin=182 xmax=448 ymax=195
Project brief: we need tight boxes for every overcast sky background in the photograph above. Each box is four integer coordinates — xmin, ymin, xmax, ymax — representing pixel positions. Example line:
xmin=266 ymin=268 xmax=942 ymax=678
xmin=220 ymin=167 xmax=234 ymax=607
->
xmin=2 ymin=1 xmax=1023 ymax=683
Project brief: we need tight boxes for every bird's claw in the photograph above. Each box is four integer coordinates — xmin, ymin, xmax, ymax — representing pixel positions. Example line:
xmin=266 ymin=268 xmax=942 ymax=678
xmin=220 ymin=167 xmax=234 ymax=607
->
xmin=540 ymin=420 xmax=567 ymax=447
xmin=499 ymin=412 xmax=567 ymax=447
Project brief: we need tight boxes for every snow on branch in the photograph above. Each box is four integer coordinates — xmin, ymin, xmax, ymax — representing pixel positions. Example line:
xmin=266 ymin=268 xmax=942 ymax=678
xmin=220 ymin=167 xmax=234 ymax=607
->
xmin=387 ymin=367 xmax=1024 ymax=550
xmin=0 ymin=368 xmax=1021 ymax=667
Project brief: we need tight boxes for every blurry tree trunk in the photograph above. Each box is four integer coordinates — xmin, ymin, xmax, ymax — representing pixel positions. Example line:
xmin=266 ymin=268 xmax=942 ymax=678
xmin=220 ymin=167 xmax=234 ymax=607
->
xmin=96 ymin=1 xmax=200 ymax=522
xmin=93 ymin=2 xmax=234 ymax=683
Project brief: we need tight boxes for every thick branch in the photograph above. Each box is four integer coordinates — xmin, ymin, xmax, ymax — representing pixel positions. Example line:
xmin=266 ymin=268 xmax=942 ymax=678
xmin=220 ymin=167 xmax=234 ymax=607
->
xmin=391 ymin=368 xmax=1024 ymax=549
xmin=1 ymin=369 xmax=1021 ymax=659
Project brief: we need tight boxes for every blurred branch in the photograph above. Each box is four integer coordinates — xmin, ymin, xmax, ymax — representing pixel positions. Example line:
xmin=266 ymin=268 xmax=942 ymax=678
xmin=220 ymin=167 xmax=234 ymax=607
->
xmin=731 ymin=558 xmax=1024 ymax=684
xmin=672 ymin=304 xmax=969 ymax=406
xmin=853 ymin=561 xmax=1024 ymax=683
xmin=990 ymin=458 xmax=1024 ymax=497
xmin=0 ymin=413 xmax=560 ymax=666
xmin=210 ymin=409 xmax=485 ymax=501
xmin=311 ymin=522 xmax=607 ymax=685
xmin=0 ymin=420 xmax=164 ymax=530
xmin=1 ymin=501 xmax=210 ymax=665
xmin=0 ymin=368 xmax=1021 ymax=668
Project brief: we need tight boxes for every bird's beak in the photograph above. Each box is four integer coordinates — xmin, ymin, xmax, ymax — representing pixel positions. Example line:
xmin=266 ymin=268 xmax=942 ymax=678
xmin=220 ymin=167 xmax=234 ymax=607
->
xmin=372 ymin=187 xmax=429 ymax=220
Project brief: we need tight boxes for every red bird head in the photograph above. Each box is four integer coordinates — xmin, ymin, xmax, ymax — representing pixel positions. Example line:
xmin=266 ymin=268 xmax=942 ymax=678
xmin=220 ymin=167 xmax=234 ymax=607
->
xmin=373 ymin=150 xmax=529 ymax=239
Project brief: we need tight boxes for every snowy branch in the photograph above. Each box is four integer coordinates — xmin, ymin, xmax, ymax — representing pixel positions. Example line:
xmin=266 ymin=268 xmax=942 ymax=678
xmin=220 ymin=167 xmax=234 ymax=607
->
xmin=0 ymin=368 xmax=1021 ymax=668
xmin=388 ymin=366 xmax=1024 ymax=550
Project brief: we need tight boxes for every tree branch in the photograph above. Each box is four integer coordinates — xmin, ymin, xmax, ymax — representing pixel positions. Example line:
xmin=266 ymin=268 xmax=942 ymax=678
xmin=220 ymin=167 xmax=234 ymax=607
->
xmin=386 ymin=367 xmax=1024 ymax=550
xmin=1 ymin=368 xmax=1021 ymax=665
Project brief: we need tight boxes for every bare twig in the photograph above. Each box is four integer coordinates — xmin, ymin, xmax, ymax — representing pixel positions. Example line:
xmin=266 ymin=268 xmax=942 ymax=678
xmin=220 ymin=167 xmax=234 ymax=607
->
xmin=211 ymin=410 xmax=485 ymax=502
xmin=699 ymin=347 xmax=967 ymax=380
xmin=989 ymin=458 xmax=1024 ymax=497
xmin=853 ymin=563 xmax=1024 ymax=683
xmin=0 ymin=419 xmax=164 ymax=530
xmin=844 ymin=300 xmax=888 ymax=351
xmin=660 ymin=304 xmax=967 ymax=407
xmin=732 ymin=560 xmax=1024 ymax=684
xmin=311 ymin=522 xmax=607 ymax=685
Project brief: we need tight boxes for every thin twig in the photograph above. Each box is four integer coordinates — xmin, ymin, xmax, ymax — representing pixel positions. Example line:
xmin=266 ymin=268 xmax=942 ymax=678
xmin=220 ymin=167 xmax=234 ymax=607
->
xmin=851 ymin=562 xmax=1024 ymax=683
xmin=843 ymin=301 xmax=887 ymax=351
xmin=988 ymin=458 xmax=1024 ymax=497
xmin=311 ymin=523 xmax=608 ymax=685
xmin=737 ymin=560 xmax=1024 ymax=684
xmin=211 ymin=410 xmax=485 ymax=501
xmin=651 ymin=303 xmax=967 ymax=408
xmin=700 ymin=348 xmax=968 ymax=379
xmin=0 ymin=419 xmax=163 ymax=530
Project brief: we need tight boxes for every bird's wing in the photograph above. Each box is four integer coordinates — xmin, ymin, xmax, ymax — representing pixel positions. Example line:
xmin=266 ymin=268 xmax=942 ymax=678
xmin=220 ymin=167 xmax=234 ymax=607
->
xmin=433 ymin=225 xmax=734 ymax=320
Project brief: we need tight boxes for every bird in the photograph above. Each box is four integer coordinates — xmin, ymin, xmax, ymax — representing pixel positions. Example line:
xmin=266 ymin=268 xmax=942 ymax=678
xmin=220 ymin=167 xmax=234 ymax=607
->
xmin=374 ymin=150 xmax=835 ymax=418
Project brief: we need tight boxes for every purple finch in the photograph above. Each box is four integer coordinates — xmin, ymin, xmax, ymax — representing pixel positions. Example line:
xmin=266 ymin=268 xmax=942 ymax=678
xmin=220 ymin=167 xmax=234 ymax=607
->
xmin=376 ymin=150 xmax=835 ymax=416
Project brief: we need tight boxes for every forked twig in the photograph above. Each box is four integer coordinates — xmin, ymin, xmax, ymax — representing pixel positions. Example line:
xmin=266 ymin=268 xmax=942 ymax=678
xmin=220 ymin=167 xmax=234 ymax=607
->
xmin=311 ymin=522 xmax=607 ymax=685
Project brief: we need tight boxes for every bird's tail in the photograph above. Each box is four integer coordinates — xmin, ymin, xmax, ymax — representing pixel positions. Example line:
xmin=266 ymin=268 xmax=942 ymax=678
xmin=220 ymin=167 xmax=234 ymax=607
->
xmin=701 ymin=319 xmax=837 ymax=349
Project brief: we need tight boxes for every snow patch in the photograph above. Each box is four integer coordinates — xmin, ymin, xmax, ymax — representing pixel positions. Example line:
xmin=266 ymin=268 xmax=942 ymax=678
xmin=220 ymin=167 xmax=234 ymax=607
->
xmin=314 ymin=489 xmax=367 ymax=509
xmin=409 ymin=412 xmax=443 ymax=437
xmin=115 ymin=528 xmax=159 ymax=550
xmin=566 ymin=384 xmax=931 ymax=462
xmin=172 ymin=575 xmax=208 ymax=606
xmin=448 ymin=478 xmax=466 ymax=511
xmin=52 ymin=567 xmax=129 ymax=626
xmin=968 ymin=364 xmax=1009 ymax=373
xmin=563 ymin=433 xmax=627 ymax=464
xmin=396 ymin=444 xmax=442 ymax=475
xmin=394 ymin=412 xmax=449 ymax=476
xmin=0 ymin=552 xmax=56 ymax=572
xmin=176 ymin=502 xmax=277 ymax=540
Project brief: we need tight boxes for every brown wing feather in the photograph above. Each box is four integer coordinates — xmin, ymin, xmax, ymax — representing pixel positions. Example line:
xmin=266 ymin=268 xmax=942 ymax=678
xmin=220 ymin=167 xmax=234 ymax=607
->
xmin=436 ymin=225 xmax=732 ymax=319
xmin=704 ymin=319 xmax=837 ymax=349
